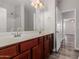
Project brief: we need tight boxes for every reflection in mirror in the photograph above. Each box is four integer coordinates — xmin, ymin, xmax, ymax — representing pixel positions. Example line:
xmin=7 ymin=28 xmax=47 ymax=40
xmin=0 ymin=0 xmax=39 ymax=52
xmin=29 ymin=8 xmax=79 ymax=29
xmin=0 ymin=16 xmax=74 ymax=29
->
xmin=0 ymin=0 xmax=47 ymax=33
xmin=0 ymin=7 xmax=7 ymax=32
xmin=0 ymin=0 xmax=36 ymax=32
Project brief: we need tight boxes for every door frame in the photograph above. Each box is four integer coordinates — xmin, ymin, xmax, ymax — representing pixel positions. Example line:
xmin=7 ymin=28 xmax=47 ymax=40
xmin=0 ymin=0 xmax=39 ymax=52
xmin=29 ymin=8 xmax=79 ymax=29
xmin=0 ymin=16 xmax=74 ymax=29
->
xmin=62 ymin=9 xmax=76 ymax=49
xmin=55 ymin=6 xmax=63 ymax=52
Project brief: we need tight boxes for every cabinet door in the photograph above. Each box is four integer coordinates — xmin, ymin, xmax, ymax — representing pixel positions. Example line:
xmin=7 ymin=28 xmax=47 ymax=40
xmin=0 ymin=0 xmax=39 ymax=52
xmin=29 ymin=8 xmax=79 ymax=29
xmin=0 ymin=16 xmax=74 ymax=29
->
xmin=0 ymin=45 xmax=18 ymax=56
xmin=20 ymin=39 xmax=38 ymax=53
xmin=49 ymin=34 xmax=53 ymax=53
xmin=51 ymin=34 xmax=54 ymax=50
xmin=32 ymin=45 xmax=41 ymax=59
xmin=38 ymin=37 xmax=44 ymax=59
xmin=44 ymin=36 xmax=50 ymax=59
xmin=13 ymin=50 xmax=31 ymax=59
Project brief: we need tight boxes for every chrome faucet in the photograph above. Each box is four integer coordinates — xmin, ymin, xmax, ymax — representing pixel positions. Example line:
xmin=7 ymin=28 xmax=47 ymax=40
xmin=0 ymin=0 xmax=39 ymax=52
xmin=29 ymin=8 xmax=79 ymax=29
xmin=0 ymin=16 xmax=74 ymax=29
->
xmin=39 ymin=30 xmax=42 ymax=34
xmin=14 ymin=28 xmax=21 ymax=37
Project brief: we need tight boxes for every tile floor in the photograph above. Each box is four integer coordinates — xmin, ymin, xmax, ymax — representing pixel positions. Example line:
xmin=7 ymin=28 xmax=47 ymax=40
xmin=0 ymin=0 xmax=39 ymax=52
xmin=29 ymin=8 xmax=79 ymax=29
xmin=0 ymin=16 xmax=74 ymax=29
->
xmin=49 ymin=34 xmax=79 ymax=59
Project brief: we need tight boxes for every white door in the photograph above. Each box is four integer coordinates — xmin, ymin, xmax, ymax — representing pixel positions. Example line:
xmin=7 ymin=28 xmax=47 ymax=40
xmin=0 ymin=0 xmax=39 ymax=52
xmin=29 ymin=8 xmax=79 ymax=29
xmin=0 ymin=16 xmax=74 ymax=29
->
xmin=55 ymin=7 xmax=63 ymax=51
xmin=0 ymin=7 xmax=7 ymax=32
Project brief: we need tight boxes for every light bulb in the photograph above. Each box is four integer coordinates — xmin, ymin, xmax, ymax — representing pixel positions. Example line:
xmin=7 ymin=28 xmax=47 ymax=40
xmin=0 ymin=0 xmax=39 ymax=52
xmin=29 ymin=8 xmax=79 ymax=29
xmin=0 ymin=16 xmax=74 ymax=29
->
xmin=39 ymin=3 xmax=44 ymax=8
xmin=31 ymin=0 xmax=44 ymax=9
xmin=31 ymin=2 xmax=35 ymax=6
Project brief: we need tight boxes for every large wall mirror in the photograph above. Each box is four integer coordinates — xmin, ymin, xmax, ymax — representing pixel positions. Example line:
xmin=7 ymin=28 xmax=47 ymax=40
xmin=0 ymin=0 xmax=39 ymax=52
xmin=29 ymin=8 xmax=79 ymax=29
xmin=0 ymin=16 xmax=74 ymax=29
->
xmin=0 ymin=0 xmax=36 ymax=32
xmin=0 ymin=0 xmax=53 ymax=33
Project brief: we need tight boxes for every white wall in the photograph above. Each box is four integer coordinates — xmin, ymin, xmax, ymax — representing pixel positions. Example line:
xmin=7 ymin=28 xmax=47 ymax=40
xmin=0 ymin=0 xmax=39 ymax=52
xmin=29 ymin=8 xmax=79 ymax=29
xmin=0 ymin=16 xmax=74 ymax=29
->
xmin=59 ymin=0 xmax=76 ymax=11
xmin=76 ymin=0 xmax=79 ymax=49
xmin=64 ymin=20 xmax=75 ymax=34
xmin=34 ymin=0 xmax=55 ymax=33
xmin=56 ymin=6 xmax=63 ymax=51
xmin=44 ymin=0 xmax=55 ymax=33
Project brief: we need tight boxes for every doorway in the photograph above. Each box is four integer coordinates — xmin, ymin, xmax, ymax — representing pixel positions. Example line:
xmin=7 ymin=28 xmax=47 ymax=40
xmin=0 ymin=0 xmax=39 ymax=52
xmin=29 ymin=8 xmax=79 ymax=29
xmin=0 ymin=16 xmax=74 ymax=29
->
xmin=62 ymin=9 xmax=76 ymax=48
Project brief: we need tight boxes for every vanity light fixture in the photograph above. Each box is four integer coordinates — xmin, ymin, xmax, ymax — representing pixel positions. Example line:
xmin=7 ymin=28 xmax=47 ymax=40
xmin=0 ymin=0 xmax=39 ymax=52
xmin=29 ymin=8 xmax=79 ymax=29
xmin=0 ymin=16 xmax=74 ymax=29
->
xmin=31 ymin=0 xmax=44 ymax=9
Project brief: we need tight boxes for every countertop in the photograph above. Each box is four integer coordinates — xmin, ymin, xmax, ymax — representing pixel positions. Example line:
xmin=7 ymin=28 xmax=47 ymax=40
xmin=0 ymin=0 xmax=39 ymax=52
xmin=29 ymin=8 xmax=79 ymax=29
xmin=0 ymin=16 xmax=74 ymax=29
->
xmin=0 ymin=32 xmax=53 ymax=48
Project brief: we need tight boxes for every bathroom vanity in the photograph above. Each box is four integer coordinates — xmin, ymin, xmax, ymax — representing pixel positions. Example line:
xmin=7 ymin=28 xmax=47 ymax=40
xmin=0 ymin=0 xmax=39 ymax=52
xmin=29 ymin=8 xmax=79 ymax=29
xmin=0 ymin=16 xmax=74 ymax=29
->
xmin=0 ymin=32 xmax=54 ymax=59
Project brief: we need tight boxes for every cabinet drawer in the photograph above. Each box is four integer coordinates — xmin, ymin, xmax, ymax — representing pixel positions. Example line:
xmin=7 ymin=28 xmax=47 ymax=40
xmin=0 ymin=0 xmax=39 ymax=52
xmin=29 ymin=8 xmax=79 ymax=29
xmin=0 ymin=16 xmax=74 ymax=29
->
xmin=0 ymin=45 xmax=18 ymax=56
xmin=20 ymin=38 xmax=38 ymax=52
xmin=13 ymin=50 xmax=31 ymax=59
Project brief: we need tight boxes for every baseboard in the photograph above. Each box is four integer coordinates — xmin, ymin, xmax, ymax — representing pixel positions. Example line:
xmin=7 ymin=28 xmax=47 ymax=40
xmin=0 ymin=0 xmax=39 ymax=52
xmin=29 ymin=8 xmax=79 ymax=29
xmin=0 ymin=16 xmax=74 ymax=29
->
xmin=74 ymin=47 xmax=79 ymax=51
xmin=78 ymin=57 xmax=79 ymax=59
xmin=53 ymin=48 xmax=59 ymax=53
xmin=53 ymin=49 xmax=56 ymax=52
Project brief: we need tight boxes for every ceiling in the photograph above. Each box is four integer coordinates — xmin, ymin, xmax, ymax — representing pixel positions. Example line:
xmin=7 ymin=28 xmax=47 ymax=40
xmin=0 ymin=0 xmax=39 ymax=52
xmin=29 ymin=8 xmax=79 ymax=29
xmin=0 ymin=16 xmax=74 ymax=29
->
xmin=56 ymin=0 xmax=63 ymax=6
xmin=0 ymin=0 xmax=31 ymax=6
xmin=0 ymin=0 xmax=48 ymax=6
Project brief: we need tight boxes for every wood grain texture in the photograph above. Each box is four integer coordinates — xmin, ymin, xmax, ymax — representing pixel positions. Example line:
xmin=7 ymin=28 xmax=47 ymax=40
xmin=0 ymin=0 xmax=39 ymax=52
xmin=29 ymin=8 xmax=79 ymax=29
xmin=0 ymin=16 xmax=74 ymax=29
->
xmin=13 ymin=50 xmax=31 ymax=59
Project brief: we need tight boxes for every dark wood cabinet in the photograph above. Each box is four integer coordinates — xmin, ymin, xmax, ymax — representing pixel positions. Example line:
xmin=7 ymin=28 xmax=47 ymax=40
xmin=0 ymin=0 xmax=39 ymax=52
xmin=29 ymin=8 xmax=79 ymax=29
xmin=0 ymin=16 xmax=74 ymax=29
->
xmin=32 ymin=45 xmax=41 ymax=59
xmin=20 ymin=39 xmax=38 ymax=53
xmin=51 ymin=34 xmax=54 ymax=50
xmin=13 ymin=50 xmax=31 ymax=59
xmin=44 ymin=35 xmax=50 ymax=59
xmin=0 ymin=33 xmax=54 ymax=59
xmin=38 ymin=37 xmax=44 ymax=59
xmin=0 ymin=45 xmax=18 ymax=59
xmin=0 ymin=57 xmax=11 ymax=59
xmin=49 ymin=34 xmax=53 ymax=54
